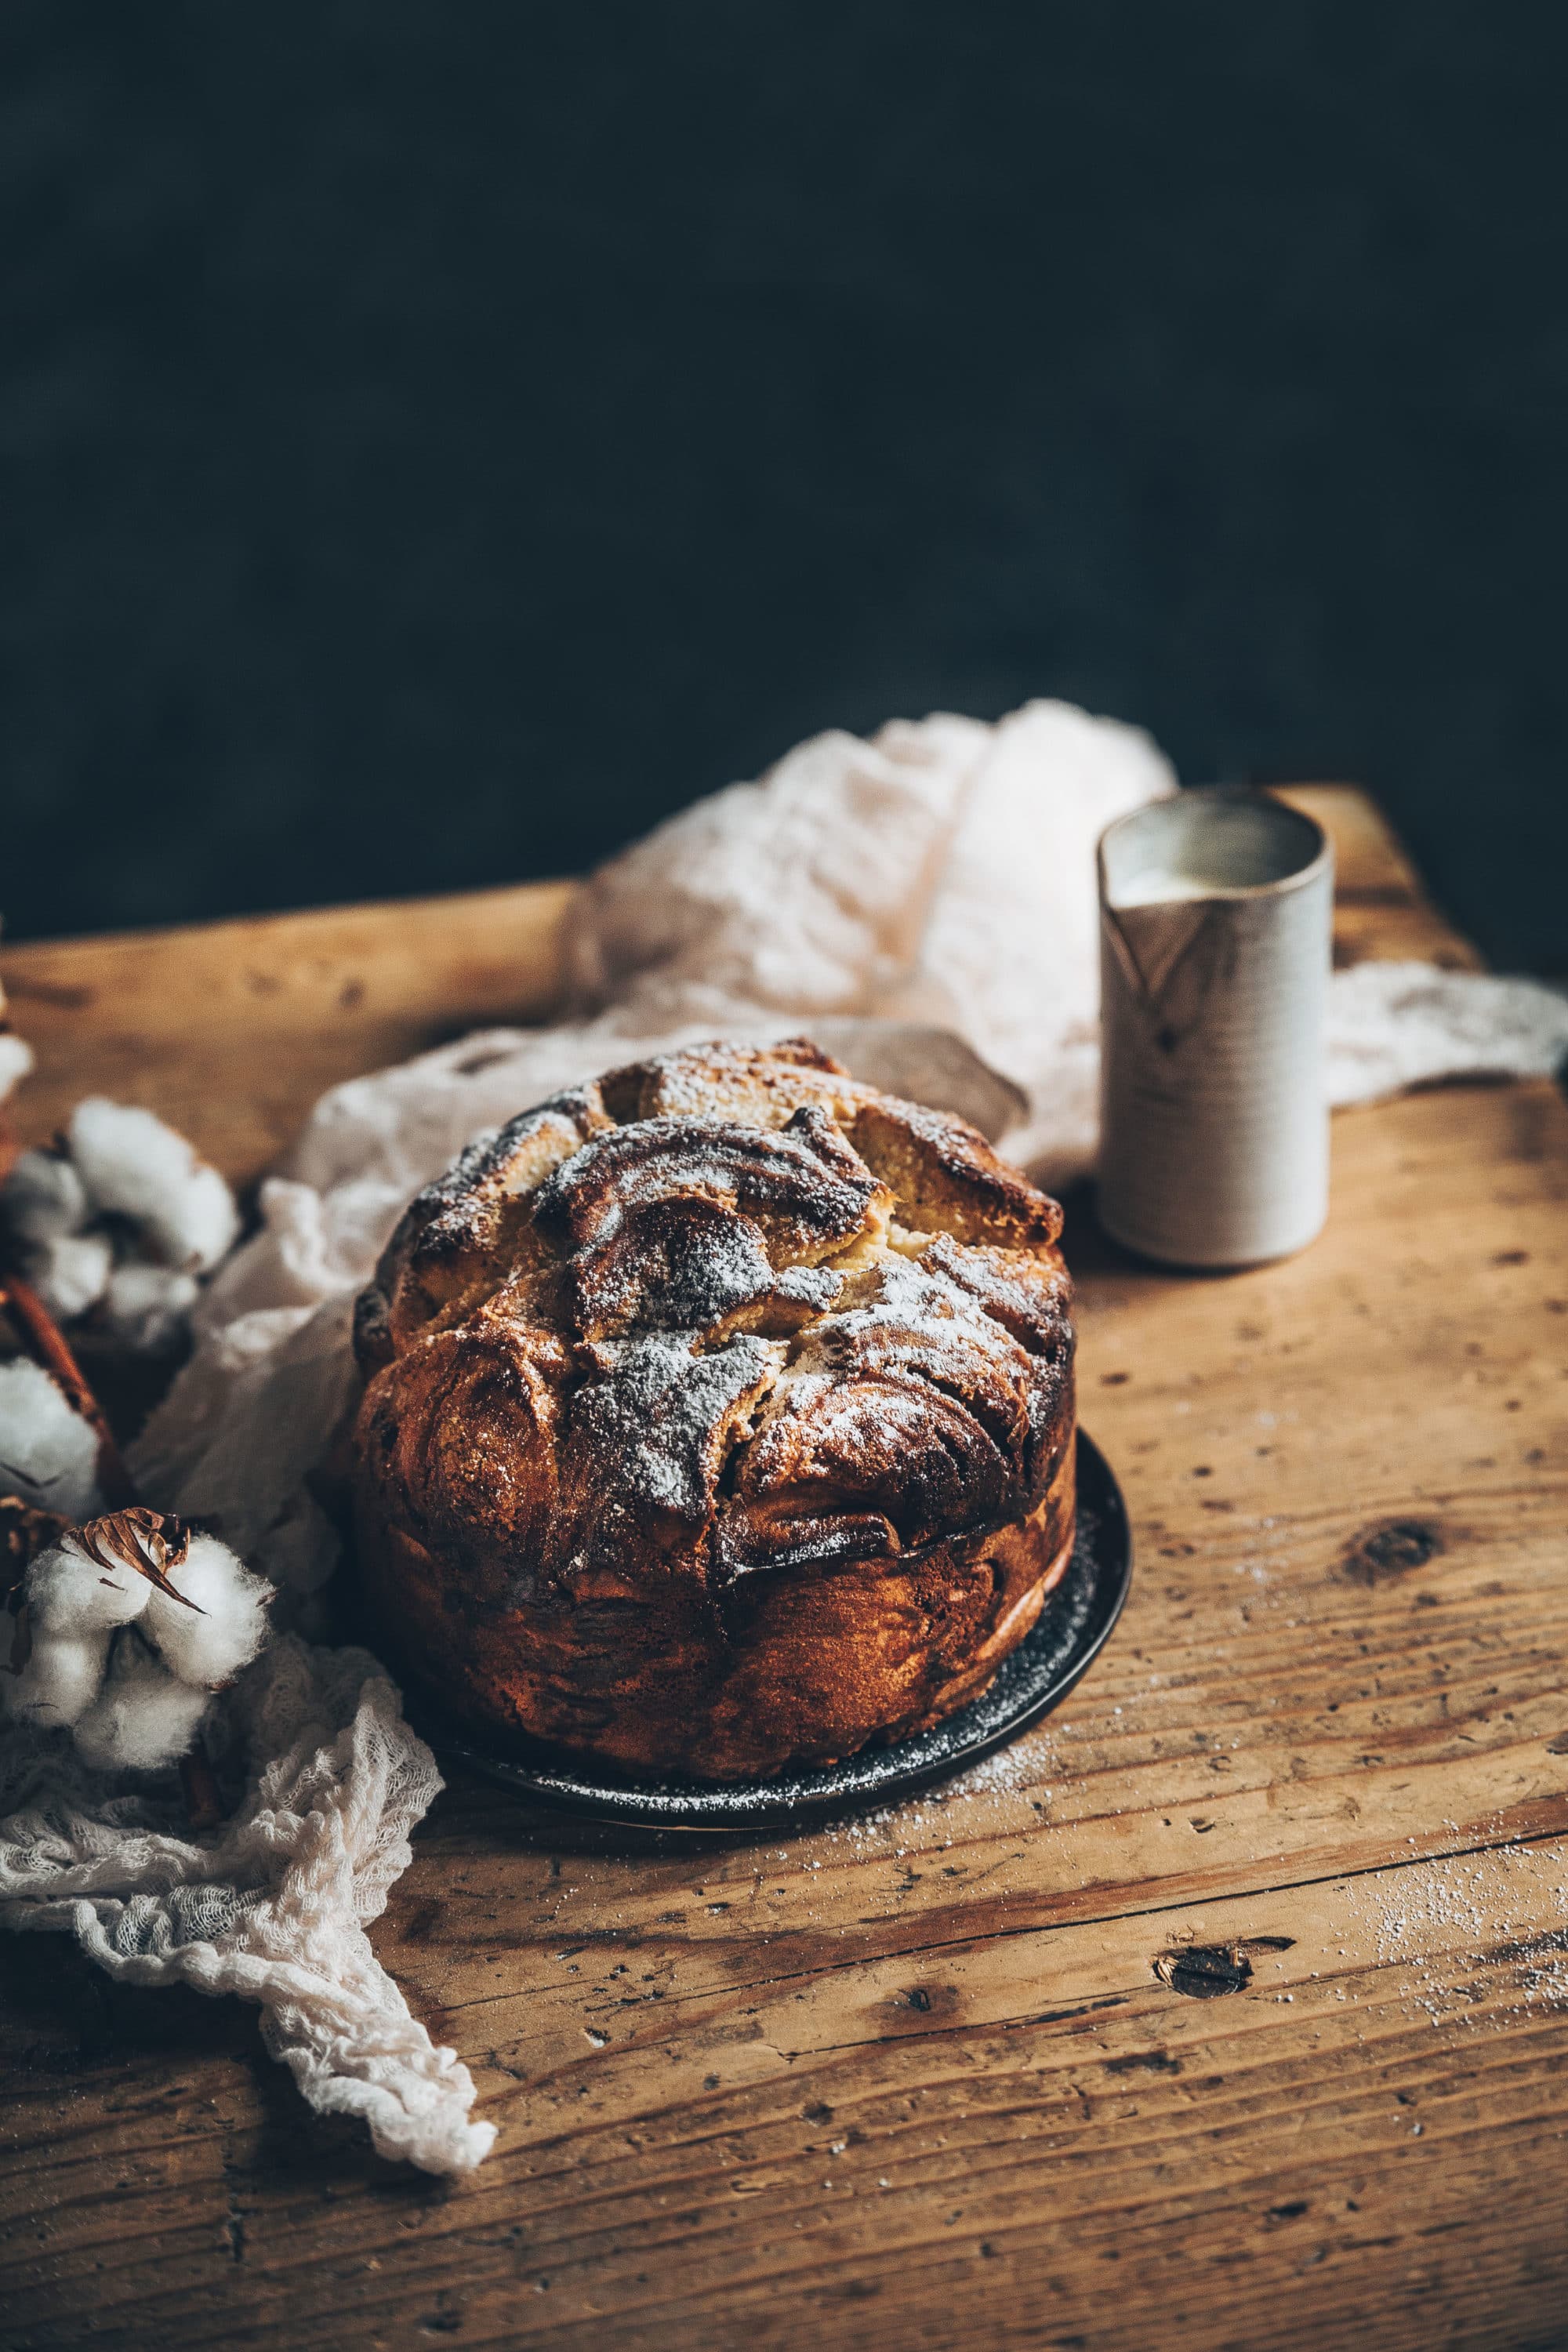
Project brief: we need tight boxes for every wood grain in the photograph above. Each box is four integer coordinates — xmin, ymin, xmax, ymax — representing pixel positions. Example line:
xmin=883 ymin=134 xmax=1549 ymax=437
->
xmin=0 ymin=881 xmax=575 ymax=1189
xmin=3 ymin=791 xmax=1566 ymax=2352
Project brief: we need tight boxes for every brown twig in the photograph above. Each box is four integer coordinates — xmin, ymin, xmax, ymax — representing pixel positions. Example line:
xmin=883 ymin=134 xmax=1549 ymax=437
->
xmin=0 ymin=1272 xmax=222 ymax=1828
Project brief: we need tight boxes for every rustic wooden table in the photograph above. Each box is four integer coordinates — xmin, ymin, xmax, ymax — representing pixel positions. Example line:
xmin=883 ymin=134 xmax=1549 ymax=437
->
xmin=3 ymin=791 xmax=1566 ymax=2352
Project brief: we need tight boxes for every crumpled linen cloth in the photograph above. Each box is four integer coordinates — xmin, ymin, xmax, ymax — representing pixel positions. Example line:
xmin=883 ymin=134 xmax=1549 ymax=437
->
xmin=0 ymin=1634 xmax=495 ymax=2172
xmin=4 ymin=697 xmax=1566 ymax=2176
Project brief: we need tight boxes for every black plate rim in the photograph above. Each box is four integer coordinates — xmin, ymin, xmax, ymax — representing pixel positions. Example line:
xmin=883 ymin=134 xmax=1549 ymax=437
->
xmin=434 ymin=1428 xmax=1131 ymax=1832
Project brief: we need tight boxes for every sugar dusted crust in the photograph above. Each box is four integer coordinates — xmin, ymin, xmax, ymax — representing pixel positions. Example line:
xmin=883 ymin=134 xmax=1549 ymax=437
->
xmin=351 ymin=1039 xmax=1076 ymax=1780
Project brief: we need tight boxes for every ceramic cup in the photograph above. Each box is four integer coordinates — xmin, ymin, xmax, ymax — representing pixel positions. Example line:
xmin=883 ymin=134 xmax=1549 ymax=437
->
xmin=1096 ymin=787 xmax=1334 ymax=1269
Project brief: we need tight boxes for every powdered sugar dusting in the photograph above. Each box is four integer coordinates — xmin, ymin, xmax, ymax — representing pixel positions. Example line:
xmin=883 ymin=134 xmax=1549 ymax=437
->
xmin=572 ymin=1332 xmax=782 ymax=1523
xmin=375 ymin=1053 xmax=1070 ymax=1592
xmin=791 ymin=1250 xmax=1019 ymax=1384
xmin=1348 ymin=1836 xmax=1568 ymax=2031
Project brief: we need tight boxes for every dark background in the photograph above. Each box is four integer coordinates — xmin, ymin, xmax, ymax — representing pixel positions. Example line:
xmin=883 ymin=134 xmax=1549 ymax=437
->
xmin=5 ymin=2 xmax=1566 ymax=966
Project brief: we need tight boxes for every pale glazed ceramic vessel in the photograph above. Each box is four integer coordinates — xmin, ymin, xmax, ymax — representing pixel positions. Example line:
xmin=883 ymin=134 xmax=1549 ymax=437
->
xmin=1096 ymin=788 xmax=1334 ymax=1269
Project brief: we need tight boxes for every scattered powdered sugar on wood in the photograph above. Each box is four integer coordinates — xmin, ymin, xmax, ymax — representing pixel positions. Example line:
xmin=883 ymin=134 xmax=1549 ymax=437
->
xmin=1345 ymin=1835 xmax=1568 ymax=2031
xmin=943 ymin=1730 xmax=1058 ymax=1802
xmin=803 ymin=1730 xmax=1062 ymax=1858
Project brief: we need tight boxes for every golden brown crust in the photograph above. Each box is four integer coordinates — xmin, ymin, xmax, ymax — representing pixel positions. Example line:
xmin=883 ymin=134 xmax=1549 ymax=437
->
xmin=352 ymin=1039 xmax=1076 ymax=1780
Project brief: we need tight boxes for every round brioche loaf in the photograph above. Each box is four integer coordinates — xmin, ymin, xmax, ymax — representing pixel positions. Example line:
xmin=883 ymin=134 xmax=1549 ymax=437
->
xmin=351 ymin=1039 xmax=1076 ymax=1780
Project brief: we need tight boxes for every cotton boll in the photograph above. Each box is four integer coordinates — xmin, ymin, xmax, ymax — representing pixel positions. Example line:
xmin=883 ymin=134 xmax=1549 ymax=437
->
xmin=20 ymin=1230 xmax=113 ymax=1320
xmin=67 ymin=1096 xmax=240 ymax=1275
xmin=2 ymin=1148 xmax=89 ymax=1243
xmin=72 ymin=1642 xmax=211 ymax=1770
xmin=143 ymin=1162 xmax=240 ymax=1275
xmin=26 ymin=1537 xmax=154 ymax=1634
xmin=143 ymin=1534 xmax=273 ymax=1686
xmin=103 ymin=1261 xmax=200 ymax=1353
xmin=68 ymin=1097 xmax=197 ymax=1221
xmin=2 ymin=1624 xmax=110 ymax=1730
xmin=0 ymin=1358 xmax=103 ymax=1519
xmin=0 ymin=1032 xmax=34 ymax=1100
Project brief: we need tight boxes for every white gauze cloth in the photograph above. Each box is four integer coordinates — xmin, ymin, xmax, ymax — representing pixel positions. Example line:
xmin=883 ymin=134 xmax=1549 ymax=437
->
xmin=0 ymin=1637 xmax=493 ymax=2173
xmin=5 ymin=697 xmax=1566 ymax=2176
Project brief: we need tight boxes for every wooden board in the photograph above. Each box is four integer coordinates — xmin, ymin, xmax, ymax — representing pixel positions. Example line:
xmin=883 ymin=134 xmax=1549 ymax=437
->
xmin=5 ymin=790 xmax=1567 ymax=2352
xmin=0 ymin=881 xmax=575 ymax=1188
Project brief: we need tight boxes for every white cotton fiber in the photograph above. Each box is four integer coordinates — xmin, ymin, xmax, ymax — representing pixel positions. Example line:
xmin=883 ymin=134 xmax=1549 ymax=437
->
xmin=0 ymin=1358 xmax=103 ymax=1520
xmin=72 ymin=1642 xmax=211 ymax=1770
xmin=2 ymin=1105 xmax=236 ymax=1337
xmin=5 ymin=1516 xmax=274 ymax=1764
xmin=104 ymin=1261 xmax=201 ymax=1353
xmin=22 ymin=1230 xmax=113 ymax=1320
xmin=2 ymin=1149 xmax=89 ymax=1243
xmin=2 ymin=1625 xmax=111 ymax=1730
xmin=143 ymin=1161 xmax=240 ymax=1275
xmin=142 ymin=1534 xmax=273 ymax=1686
xmin=67 ymin=1101 xmax=238 ymax=1274
xmin=27 ymin=1537 xmax=154 ymax=1634
xmin=0 ymin=1033 xmax=34 ymax=1101
xmin=68 ymin=1098 xmax=197 ymax=1219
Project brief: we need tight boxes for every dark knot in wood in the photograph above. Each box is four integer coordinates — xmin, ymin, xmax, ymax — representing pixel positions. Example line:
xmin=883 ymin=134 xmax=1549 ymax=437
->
xmin=1154 ymin=1936 xmax=1295 ymax=1998
xmin=1341 ymin=1518 xmax=1445 ymax=1586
